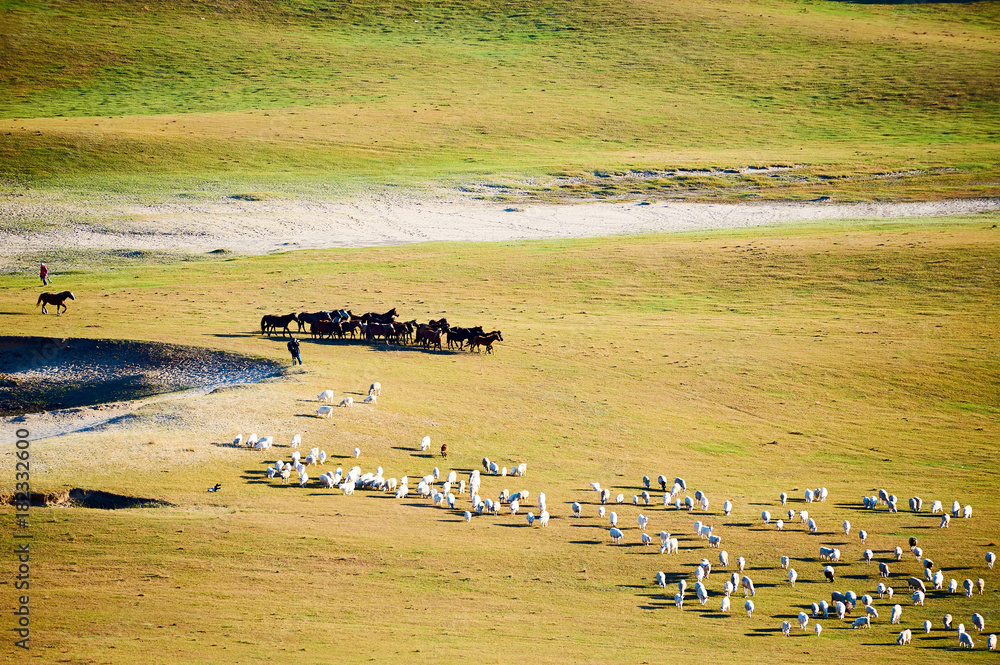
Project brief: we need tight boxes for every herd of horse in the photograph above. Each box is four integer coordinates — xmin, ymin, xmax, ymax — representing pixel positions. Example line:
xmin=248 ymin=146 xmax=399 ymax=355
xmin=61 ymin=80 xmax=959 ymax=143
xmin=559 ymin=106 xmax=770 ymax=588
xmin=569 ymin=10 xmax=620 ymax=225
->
xmin=260 ymin=308 xmax=503 ymax=353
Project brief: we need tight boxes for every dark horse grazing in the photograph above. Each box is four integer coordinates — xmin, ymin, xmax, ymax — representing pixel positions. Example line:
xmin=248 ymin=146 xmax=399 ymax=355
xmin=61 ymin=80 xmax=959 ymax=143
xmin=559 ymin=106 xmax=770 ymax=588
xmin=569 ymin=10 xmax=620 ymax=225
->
xmin=260 ymin=313 xmax=299 ymax=337
xmin=36 ymin=291 xmax=75 ymax=315
xmin=360 ymin=307 xmax=398 ymax=324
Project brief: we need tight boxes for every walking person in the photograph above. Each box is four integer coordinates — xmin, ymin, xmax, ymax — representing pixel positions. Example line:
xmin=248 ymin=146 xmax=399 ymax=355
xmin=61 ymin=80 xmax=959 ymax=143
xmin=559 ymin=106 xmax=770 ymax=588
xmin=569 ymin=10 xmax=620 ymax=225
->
xmin=287 ymin=337 xmax=302 ymax=365
xmin=39 ymin=262 xmax=50 ymax=286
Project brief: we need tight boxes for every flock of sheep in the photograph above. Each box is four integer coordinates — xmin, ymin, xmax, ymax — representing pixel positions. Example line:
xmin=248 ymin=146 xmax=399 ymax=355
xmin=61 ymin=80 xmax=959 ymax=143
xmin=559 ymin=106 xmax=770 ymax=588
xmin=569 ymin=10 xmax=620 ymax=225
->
xmin=236 ymin=383 xmax=994 ymax=651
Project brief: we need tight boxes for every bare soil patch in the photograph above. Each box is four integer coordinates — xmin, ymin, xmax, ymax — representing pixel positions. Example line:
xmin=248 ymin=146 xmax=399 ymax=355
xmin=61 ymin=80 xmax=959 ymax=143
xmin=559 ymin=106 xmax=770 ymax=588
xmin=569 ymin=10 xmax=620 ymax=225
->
xmin=0 ymin=488 xmax=171 ymax=509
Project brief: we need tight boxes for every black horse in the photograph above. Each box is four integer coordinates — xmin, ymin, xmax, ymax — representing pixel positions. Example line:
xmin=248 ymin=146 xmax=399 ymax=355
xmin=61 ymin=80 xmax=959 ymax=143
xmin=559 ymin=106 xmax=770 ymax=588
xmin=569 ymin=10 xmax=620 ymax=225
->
xmin=261 ymin=313 xmax=298 ymax=337
xmin=36 ymin=291 xmax=75 ymax=315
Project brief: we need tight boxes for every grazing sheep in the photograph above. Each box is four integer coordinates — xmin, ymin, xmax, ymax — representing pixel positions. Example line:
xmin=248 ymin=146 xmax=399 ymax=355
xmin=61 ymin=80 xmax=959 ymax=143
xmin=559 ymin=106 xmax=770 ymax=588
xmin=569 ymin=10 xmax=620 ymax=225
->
xmin=655 ymin=571 xmax=667 ymax=588
xmin=741 ymin=575 xmax=755 ymax=597
xmin=964 ymin=578 xmax=974 ymax=597
xmin=865 ymin=604 xmax=879 ymax=619
xmin=863 ymin=549 xmax=873 ymax=565
xmin=572 ymin=502 xmax=581 ymax=518
xmin=963 ymin=504 xmax=973 ymax=518
xmin=988 ymin=552 xmax=996 ymax=569
xmin=788 ymin=568 xmax=798 ymax=587
xmin=298 ymin=471 xmax=309 ymax=487
xmin=609 ymin=512 xmax=618 ymax=527
xmin=987 ymin=634 xmax=997 ymax=651
xmin=879 ymin=562 xmax=890 ymax=578
xmin=842 ymin=520 xmax=851 ymax=536
xmin=761 ymin=510 xmax=771 ymax=525
xmin=798 ymin=611 xmax=809 ymax=631
xmin=894 ymin=546 xmax=903 ymax=561
xmin=897 ymin=628 xmax=912 ymax=645
xmin=675 ymin=592 xmax=684 ymax=609
xmin=666 ymin=538 xmax=680 ymax=554
xmin=643 ymin=475 xmax=651 ymax=490
xmin=720 ymin=595 xmax=730 ymax=613
xmin=266 ymin=466 xmax=276 ymax=479
xmin=610 ymin=527 xmax=623 ymax=544
xmin=695 ymin=567 xmax=705 ymax=583
xmin=708 ymin=534 xmax=722 ymax=548
xmin=318 ymin=390 xmax=335 ymax=403
xmin=641 ymin=532 xmax=652 ymax=545
xmin=510 ymin=500 xmax=520 ymax=516
xmin=421 ymin=436 xmax=431 ymax=451
xmin=723 ymin=500 xmax=732 ymax=516
xmin=317 ymin=405 xmax=334 ymax=418
xmin=959 ymin=631 xmax=975 ymax=649
xmin=978 ymin=578 xmax=985 ymax=595
xmin=232 ymin=433 xmax=243 ymax=447
xmin=775 ymin=519 xmax=784 ymax=531
xmin=737 ymin=556 xmax=746 ymax=573
xmin=719 ymin=550 xmax=729 ymax=567
xmin=909 ymin=496 xmax=922 ymax=512
xmin=464 ymin=510 xmax=472 ymax=522
xmin=526 ymin=512 xmax=535 ymax=526
xmin=973 ymin=613 xmax=985 ymax=633
xmin=368 ymin=382 xmax=381 ymax=397
xmin=642 ymin=491 xmax=650 ymax=505
xmin=805 ymin=489 xmax=814 ymax=503
xmin=835 ymin=601 xmax=847 ymax=620
xmin=799 ymin=510 xmax=809 ymax=524
xmin=950 ymin=578 xmax=958 ymax=593
xmin=876 ymin=582 xmax=887 ymax=598
xmin=723 ymin=580 xmax=734 ymax=597
xmin=745 ymin=599 xmax=754 ymax=618
xmin=280 ymin=467 xmax=292 ymax=484
xmin=824 ymin=566 xmax=835 ymax=583
xmin=600 ymin=489 xmax=611 ymax=505
xmin=924 ymin=620 xmax=932 ymax=633
xmin=696 ymin=582 xmax=709 ymax=605
xmin=952 ymin=500 xmax=962 ymax=517
xmin=859 ymin=529 xmax=868 ymax=545
xmin=637 ymin=513 xmax=648 ymax=531
xmin=675 ymin=477 xmax=687 ymax=491
xmin=363 ymin=395 xmax=377 ymax=404
xmin=616 ymin=493 xmax=625 ymax=505
xmin=808 ymin=518 xmax=818 ymax=533
xmin=340 ymin=396 xmax=353 ymax=407
xmin=780 ymin=492 xmax=788 ymax=505
xmin=782 ymin=621 xmax=791 ymax=637
xmin=820 ymin=600 xmax=829 ymax=619
xmin=679 ymin=580 xmax=687 ymax=596
xmin=781 ymin=556 xmax=790 ymax=570
xmin=930 ymin=500 xmax=943 ymax=513
xmin=944 ymin=614 xmax=953 ymax=630
xmin=819 ymin=546 xmax=835 ymax=561
xmin=353 ymin=447 xmax=361 ymax=458
xmin=815 ymin=624 xmax=822 ymax=637
xmin=912 ymin=590 xmax=925 ymax=606
xmin=908 ymin=577 xmax=926 ymax=594
xmin=684 ymin=496 xmax=694 ymax=511
xmin=598 ymin=506 xmax=606 ymax=519
xmin=852 ymin=616 xmax=871 ymax=629
xmin=659 ymin=531 xmax=670 ymax=548
xmin=657 ymin=475 xmax=667 ymax=491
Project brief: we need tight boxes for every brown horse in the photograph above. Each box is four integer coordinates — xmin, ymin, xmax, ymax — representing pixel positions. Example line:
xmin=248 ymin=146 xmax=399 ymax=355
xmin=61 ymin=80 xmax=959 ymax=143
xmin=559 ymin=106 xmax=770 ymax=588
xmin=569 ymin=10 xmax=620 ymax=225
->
xmin=469 ymin=330 xmax=503 ymax=354
xmin=36 ymin=291 xmax=75 ymax=315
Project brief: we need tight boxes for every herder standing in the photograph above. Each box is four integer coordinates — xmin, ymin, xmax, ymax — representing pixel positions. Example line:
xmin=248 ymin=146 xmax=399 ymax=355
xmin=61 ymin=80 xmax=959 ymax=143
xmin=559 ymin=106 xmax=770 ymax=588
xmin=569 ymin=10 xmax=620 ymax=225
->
xmin=40 ymin=262 xmax=49 ymax=285
xmin=287 ymin=337 xmax=302 ymax=365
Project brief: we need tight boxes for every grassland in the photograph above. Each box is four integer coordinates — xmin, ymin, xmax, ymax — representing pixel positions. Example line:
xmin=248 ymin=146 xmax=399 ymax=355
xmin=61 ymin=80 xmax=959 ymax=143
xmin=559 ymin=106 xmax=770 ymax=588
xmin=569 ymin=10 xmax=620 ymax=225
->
xmin=1 ymin=214 xmax=998 ymax=663
xmin=1 ymin=0 xmax=999 ymax=201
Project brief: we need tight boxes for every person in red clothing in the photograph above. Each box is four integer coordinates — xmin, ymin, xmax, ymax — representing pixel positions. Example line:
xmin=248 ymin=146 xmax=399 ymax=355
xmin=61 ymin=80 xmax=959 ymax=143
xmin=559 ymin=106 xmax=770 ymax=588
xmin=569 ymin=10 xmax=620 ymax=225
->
xmin=39 ymin=262 xmax=49 ymax=285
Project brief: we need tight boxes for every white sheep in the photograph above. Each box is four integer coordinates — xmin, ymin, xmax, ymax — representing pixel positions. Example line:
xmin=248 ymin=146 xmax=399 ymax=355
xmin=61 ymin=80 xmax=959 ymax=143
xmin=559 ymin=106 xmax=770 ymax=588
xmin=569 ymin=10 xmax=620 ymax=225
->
xmin=933 ymin=570 xmax=944 ymax=589
xmin=852 ymin=616 xmax=871 ymax=629
xmin=510 ymin=499 xmax=520 ymax=516
xmin=674 ymin=592 xmax=684 ymax=609
xmin=897 ymin=628 xmax=912 ymax=646
xmin=723 ymin=580 xmax=734 ymax=597
xmin=863 ymin=549 xmax=873 ymax=565
xmin=788 ymin=568 xmax=797 ymax=587
xmin=266 ymin=466 xmax=276 ymax=479
xmin=280 ymin=467 xmax=291 ymax=484
xmin=987 ymin=552 xmax=996 ymax=569
xmin=820 ymin=600 xmax=829 ymax=619
xmin=799 ymin=510 xmax=809 ymax=524
xmin=780 ymin=491 xmax=787 ymax=505
xmin=842 ymin=520 xmax=851 ymax=536
xmin=723 ymin=500 xmax=732 ymax=516
xmin=780 ymin=555 xmax=790 ymax=570
xmin=464 ymin=510 xmax=472 ymax=522
xmin=745 ymin=599 xmax=754 ymax=618
xmin=865 ymin=605 xmax=879 ymax=620
xmin=610 ymin=527 xmax=624 ymax=544
xmin=526 ymin=512 xmax=535 ymax=526
xmin=944 ymin=614 xmax=954 ymax=630
xmin=950 ymin=578 xmax=958 ymax=593
xmin=641 ymin=532 xmax=651 ymax=545
xmin=298 ymin=471 xmax=308 ymax=487
xmin=665 ymin=538 xmax=679 ymax=554
xmin=572 ymin=502 xmax=581 ymax=518
xmin=815 ymin=624 xmax=822 ymax=637
xmin=290 ymin=434 xmax=302 ymax=448
xmin=616 ymin=493 xmax=625 ymax=504
xmin=598 ymin=506 xmax=606 ymax=519
xmin=369 ymin=382 xmax=381 ymax=396
xmin=600 ymin=489 xmax=611 ymax=504
xmin=859 ymin=529 xmax=868 ymax=544
xmin=836 ymin=601 xmax=847 ymax=620
xmin=912 ymin=590 xmax=925 ymax=606
xmin=782 ymin=621 xmax=791 ymax=637
xmin=879 ymin=562 xmax=891 ymax=578
xmin=761 ymin=510 xmax=771 ymax=525
xmin=637 ymin=514 xmax=648 ymax=531
xmin=786 ymin=509 xmax=795 ymax=522
xmin=316 ymin=406 xmax=334 ymax=418
xmin=952 ymin=500 xmax=962 ymax=517
xmin=824 ymin=565 xmax=835 ymax=583
xmin=353 ymin=447 xmax=361 ymax=458
xmin=720 ymin=595 xmax=730 ymax=613
xmin=930 ymin=499 xmax=943 ymax=513
xmin=805 ymin=488 xmax=814 ymax=503
xmin=988 ymin=634 xmax=997 ymax=651
xmin=340 ymin=396 xmax=353 ymax=408
xmin=973 ymin=613 xmax=985 ymax=633
xmin=775 ymin=519 xmax=784 ymax=531
xmin=964 ymin=578 xmax=974 ymax=597
xmin=719 ymin=550 xmax=729 ymax=567
xmin=798 ymin=611 xmax=808 ymax=631
xmin=318 ymin=389 xmax=335 ymax=403
xmin=708 ymin=534 xmax=722 ymax=548
xmin=363 ymin=395 xmax=377 ymax=404
xmin=808 ymin=518 xmax=817 ymax=533
xmin=609 ymin=511 xmax=618 ymax=527
xmin=737 ymin=556 xmax=746 ymax=573
xmin=959 ymin=631 xmax=975 ymax=649
xmin=741 ymin=575 xmax=755 ymax=597
xmin=232 ymin=433 xmax=243 ymax=446
xmin=420 ymin=436 xmax=431 ymax=451
xmin=340 ymin=480 xmax=355 ymax=495
xmin=979 ymin=578 xmax=986 ymax=595
xmin=963 ymin=504 xmax=973 ymax=518
xmin=516 ymin=462 xmax=527 ymax=477
xmin=696 ymin=582 xmax=708 ymax=605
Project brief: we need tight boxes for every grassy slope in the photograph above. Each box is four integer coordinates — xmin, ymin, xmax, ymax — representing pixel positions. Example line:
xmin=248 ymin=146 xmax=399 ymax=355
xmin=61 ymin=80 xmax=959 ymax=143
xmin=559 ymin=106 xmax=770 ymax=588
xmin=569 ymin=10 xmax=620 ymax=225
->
xmin=0 ymin=0 xmax=998 ymax=199
xmin=1 ymin=216 xmax=998 ymax=662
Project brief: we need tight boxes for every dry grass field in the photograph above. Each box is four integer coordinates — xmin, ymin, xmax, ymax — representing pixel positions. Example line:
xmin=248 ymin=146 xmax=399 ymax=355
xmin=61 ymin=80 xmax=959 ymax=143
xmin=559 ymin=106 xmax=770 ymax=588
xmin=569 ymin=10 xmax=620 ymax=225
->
xmin=1 ymin=214 xmax=998 ymax=663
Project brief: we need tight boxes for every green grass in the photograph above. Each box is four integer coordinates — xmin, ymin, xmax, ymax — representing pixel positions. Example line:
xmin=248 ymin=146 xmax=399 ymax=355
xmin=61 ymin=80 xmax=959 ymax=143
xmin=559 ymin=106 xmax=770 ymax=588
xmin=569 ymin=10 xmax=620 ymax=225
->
xmin=0 ymin=0 xmax=998 ymax=199
xmin=1 ymin=217 xmax=997 ymax=662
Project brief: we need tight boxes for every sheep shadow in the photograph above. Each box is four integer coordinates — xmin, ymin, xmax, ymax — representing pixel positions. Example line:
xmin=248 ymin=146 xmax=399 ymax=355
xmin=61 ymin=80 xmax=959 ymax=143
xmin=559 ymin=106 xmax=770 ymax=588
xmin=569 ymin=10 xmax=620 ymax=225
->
xmin=569 ymin=540 xmax=602 ymax=545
